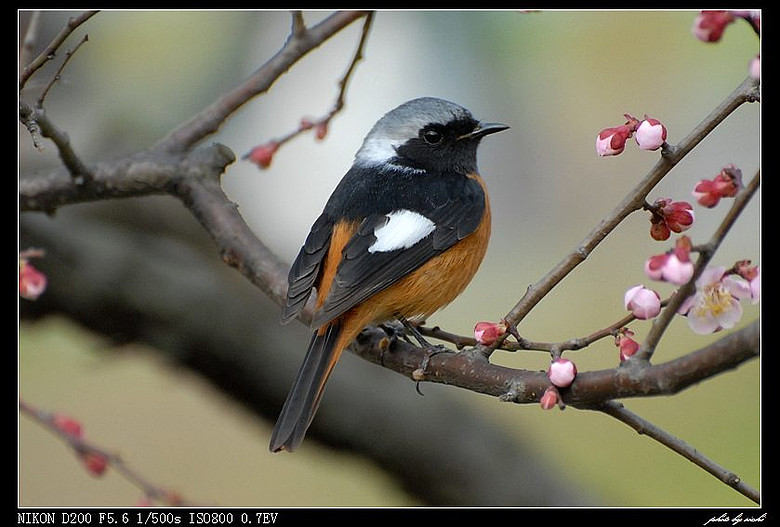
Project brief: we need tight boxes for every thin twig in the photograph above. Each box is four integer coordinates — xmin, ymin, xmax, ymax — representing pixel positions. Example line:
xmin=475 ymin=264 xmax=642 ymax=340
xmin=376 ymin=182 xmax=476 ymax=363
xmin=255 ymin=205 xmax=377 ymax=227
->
xmin=19 ymin=10 xmax=98 ymax=90
xmin=20 ymin=101 xmax=94 ymax=184
xmin=593 ymin=400 xmax=760 ymax=504
xmin=19 ymin=11 xmax=43 ymax=74
xmin=244 ymin=12 xmax=374 ymax=157
xmin=489 ymin=76 xmax=760 ymax=354
xmin=635 ymin=170 xmax=760 ymax=361
xmin=36 ymin=33 xmax=89 ymax=108
xmin=155 ymin=11 xmax=370 ymax=153
xmin=19 ymin=399 xmax=195 ymax=506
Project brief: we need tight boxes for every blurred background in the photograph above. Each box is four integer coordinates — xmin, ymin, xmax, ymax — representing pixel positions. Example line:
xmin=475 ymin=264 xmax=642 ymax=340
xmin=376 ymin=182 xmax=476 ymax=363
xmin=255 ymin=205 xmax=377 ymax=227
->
xmin=19 ymin=10 xmax=760 ymax=507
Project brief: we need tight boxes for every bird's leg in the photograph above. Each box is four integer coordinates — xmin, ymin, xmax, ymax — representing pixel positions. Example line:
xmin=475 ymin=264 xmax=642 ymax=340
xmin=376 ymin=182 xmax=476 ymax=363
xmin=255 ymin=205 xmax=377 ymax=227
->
xmin=396 ymin=315 xmax=450 ymax=375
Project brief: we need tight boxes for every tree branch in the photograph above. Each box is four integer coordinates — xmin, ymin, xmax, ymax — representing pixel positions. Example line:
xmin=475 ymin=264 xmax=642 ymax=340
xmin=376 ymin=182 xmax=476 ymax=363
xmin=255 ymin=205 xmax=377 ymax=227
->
xmin=352 ymin=320 xmax=758 ymax=404
xmin=593 ymin=401 xmax=759 ymax=503
xmin=154 ymin=10 xmax=370 ymax=153
xmin=491 ymin=75 xmax=760 ymax=353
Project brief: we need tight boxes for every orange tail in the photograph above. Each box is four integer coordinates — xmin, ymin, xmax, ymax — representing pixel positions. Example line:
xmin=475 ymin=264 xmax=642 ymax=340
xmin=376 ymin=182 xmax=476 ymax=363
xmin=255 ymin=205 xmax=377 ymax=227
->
xmin=269 ymin=320 xmax=345 ymax=452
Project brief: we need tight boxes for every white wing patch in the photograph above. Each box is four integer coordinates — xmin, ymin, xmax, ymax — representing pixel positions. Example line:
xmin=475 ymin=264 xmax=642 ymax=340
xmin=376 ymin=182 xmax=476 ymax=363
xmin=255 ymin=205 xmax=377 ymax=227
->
xmin=369 ymin=210 xmax=435 ymax=253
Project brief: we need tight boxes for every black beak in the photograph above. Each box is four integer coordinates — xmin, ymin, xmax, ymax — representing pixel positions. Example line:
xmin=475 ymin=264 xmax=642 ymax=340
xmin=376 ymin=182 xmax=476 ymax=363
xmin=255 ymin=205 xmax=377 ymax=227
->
xmin=458 ymin=122 xmax=509 ymax=140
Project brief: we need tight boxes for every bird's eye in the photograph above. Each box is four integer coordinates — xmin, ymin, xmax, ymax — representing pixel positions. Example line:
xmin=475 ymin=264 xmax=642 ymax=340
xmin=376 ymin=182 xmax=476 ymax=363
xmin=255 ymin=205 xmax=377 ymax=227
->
xmin=422 ymin=128 xmax=443 ymax=145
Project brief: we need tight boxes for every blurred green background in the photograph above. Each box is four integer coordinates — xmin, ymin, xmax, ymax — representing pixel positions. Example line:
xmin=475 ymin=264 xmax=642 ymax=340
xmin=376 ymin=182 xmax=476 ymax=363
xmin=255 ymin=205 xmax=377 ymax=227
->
xmin=19 ymin=10 xmax=760 ymax=507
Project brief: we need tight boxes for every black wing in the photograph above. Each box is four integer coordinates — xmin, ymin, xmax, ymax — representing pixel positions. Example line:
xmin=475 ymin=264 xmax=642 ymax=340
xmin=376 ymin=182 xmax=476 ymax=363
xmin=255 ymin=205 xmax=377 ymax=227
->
xmin=281 ymin=213 xmax=333 ymax=324
xmin=310 ymin=186 xmax=485 ymax=328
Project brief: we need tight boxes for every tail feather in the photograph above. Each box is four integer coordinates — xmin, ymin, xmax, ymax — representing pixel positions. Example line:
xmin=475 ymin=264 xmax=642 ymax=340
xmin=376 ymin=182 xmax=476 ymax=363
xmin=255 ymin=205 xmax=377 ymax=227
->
xmin=270 ymin=320 xmax=344 ymax=452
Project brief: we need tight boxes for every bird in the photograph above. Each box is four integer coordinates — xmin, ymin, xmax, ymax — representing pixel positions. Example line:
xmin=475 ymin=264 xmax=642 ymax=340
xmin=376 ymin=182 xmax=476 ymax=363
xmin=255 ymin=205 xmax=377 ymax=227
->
xmin=270 ymin=97 xmax=508 ymax=452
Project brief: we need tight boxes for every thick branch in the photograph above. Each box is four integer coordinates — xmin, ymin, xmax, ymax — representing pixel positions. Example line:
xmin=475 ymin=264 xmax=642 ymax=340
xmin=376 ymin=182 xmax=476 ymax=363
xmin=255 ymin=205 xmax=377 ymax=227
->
xmin=19 ymin=144 xmax=235 ymax=214
xmin=352 ymin=320 xmax=759 ymax=405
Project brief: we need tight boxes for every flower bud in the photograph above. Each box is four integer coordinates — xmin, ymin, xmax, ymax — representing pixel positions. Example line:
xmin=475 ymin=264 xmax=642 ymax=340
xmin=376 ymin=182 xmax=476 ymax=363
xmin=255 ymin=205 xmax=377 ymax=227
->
xmin=596 ymin=125 xmax=632 ymax=156
xmin=661 ymin=200 xmax=695 ymax=233
xmin=618 ymin=336 xmax=639 ymax=362
xmin=245 ymin=141 xmax=279 ymax=169
xmin=473 ymin=321 xmax=507 ymax=345
xmin=693 ymin=165 xmax=743 ymax=208
xmin=749 ymin=55 xmax=760 ymax=81
xmin=634 ymin=117 xmax=667 ymax=151
xmin=52 ymin=413 xmax=83 ymax=439
xmin=80 ymin=451 xmax=108 ymax=476
xmin=315 ymin=122 xmax=329 ymax=141
xmin=645 ymin=237 xmax=694 ymax=286
xmin=547 ymin=358 xmax=577 ymax=388
xmin=624 ymin=285 xmax=661 ymax=319
xmin=649 ymin=199 xmax=694 ymax=240
xmin=540 ymin=386 xmax=559 ymax=410
xmin=692 ymin=10 xmax=735 ymax=42
xmin=19 ymin=259 xmax=47 ymax=300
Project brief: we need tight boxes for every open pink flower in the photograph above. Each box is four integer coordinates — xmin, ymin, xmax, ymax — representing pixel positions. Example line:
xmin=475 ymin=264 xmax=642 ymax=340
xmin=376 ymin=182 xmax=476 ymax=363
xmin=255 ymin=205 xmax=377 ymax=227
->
xmin=678 ymin=266 xmax=751 ymax=334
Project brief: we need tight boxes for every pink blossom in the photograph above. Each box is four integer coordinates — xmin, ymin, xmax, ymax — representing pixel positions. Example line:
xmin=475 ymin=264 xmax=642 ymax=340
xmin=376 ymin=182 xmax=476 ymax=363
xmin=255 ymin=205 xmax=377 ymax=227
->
xmin=634 ymin=117 xmax=667 ymax=151
xmin=473 ymin=321 xmax=507 ymax=345
xmin=19 ymin=259 xmax=47 ymax=300
xmin=615 ymin=332 xmax=639 ymax=362
xmin=693 ymin=165 xmax=743 ymax=208
xmin=749 ymin=55 xmax=760 ymax=81
xmin=244 ymin=141 xmax=279 ymax=169
xmin=596 ymin=125 xmax=632 ymax=156
xmin=645 ymin=236 xmax=695 ymax=286
xmin=624 ymin=285 xmax=661 ymax=320
xmin=692 ymin=11 xmax=735 ymax=42
xmin=678 ymin=266 xmax=749 ymax=334
xmin=547 ymin=358 xmax=577 ymax=388
xmin=540 ymin=386 xmax=559 ymax=410
xmin=649 ymin=199 xmax=694 ymax=241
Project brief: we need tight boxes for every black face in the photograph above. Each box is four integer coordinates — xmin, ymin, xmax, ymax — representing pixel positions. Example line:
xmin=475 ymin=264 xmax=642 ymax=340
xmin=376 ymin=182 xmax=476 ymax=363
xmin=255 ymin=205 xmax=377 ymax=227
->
xmin=394 ymin=116 xmax=482 ymax=174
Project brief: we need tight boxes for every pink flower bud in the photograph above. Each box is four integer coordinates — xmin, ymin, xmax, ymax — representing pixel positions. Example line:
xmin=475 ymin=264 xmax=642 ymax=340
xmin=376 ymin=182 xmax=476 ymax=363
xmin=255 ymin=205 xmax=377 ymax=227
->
xmin=649 ymin=199 xmax=694 ymax=240
xmin=650 ymin=220 xmax=671 ymax=241
xmin=473 ymin=321 xmax=507 ymax=345
xmin=692 ymin=10 xmax=735 ymax=42
xmin=245 ymin=141 xmax=279 ymax=169
xmin=596 ymin=125 xmax=632 ymax=156
xmin=661 ymin=200 xmax=695 ymax=233
xmin=19 ymin=260 xmax=47 ymax=300
xmin=749 ymin=55 xmax=760 ymax=80
xmin=299 ymin=118 xmax=314 ymax=131
xmin=624 ymin=285 xmax=661 ymax=320
xmin=645 ymin=237 xmax=694 ymax=286
xmin=692 ymin=179 xmax=722 ymax=208
xmin=634 ymin=117 xmax=667 ymax=151
xmin=547 ymin=358 xmax=577 ymax=388
xmin=540 ymin=386 xmax=559 ymax=410
xmin=80 ymin=451 xmax=108 ymax=476
xmin=52 ymin=413 xmax=83 ymax=439
xmin=693 ymin=166 xmax=743 ymax=207
xmin=315 ymin=122 xmax=328 ymax=141
xmin=618 ymin=337 xmax=639 ymax=362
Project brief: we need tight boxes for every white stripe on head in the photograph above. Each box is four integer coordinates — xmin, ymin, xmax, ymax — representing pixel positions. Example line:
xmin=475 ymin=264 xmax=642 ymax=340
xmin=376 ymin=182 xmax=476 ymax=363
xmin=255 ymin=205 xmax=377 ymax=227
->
xmin=368 ymin=210 xmax=435 ymax=253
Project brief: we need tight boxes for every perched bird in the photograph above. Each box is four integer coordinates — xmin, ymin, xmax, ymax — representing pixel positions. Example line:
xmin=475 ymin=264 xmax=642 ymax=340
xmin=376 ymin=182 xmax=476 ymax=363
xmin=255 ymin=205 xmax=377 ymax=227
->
xmin=271 ymin=97 xmax=508 ymax=452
